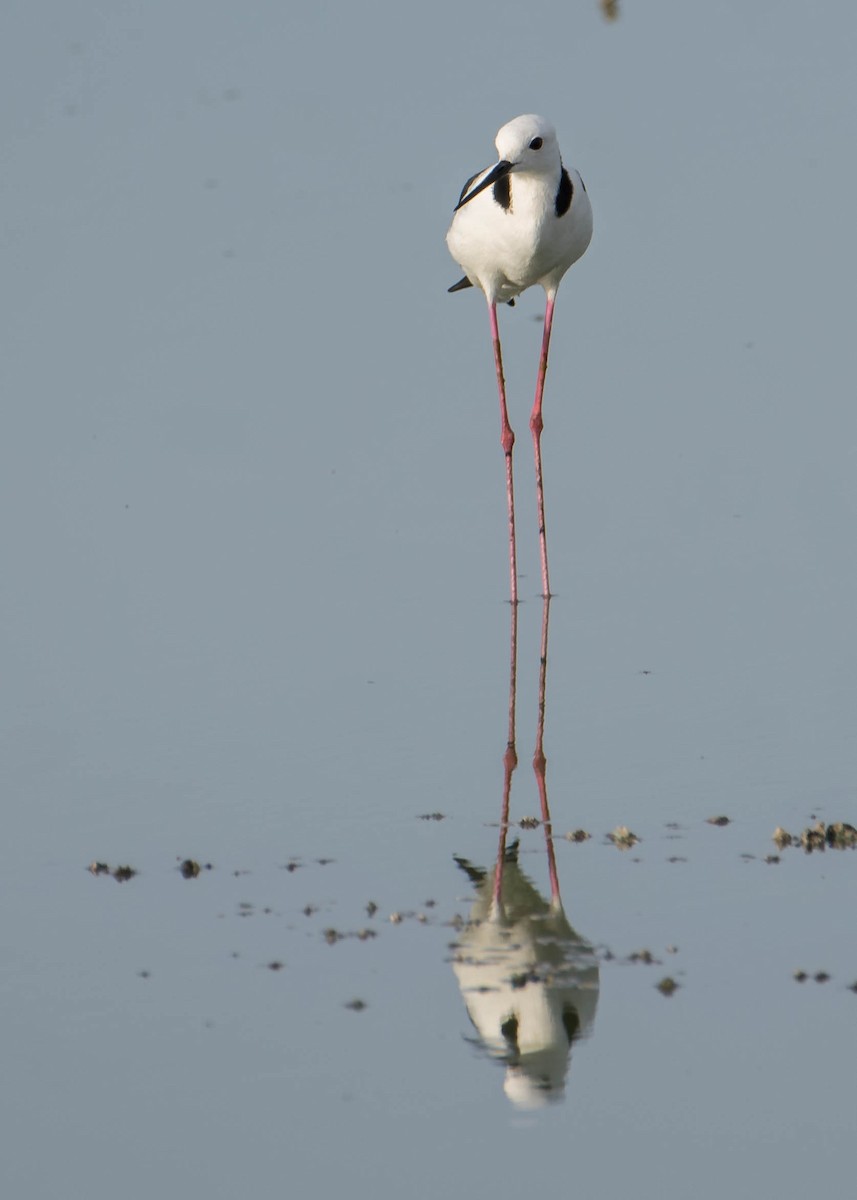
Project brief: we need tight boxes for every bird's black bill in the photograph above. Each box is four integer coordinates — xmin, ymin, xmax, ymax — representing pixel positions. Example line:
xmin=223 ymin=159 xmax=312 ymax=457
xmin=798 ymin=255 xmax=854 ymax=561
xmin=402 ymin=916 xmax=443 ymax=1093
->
xmin=448 ymin=276 xmax=473 ymax=293
xmin=454 ymin=160 xmax=514 ymax=211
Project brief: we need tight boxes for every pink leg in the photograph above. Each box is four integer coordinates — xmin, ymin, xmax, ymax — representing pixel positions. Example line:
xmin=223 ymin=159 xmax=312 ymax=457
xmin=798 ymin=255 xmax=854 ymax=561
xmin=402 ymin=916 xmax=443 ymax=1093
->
xmin=530 ymin=294 xmax=556 ymax=598
xmin=491 ymin=598 xmax=518 ymax=915
xmin=488 ymin=302 xmax=518 ymax=606
xmin=533 ymin=595 xmax=560 ymax=907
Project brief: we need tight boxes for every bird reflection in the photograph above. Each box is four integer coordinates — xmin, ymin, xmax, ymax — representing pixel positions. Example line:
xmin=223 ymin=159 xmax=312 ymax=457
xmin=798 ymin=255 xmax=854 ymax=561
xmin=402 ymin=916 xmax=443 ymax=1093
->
xmin=451 ymin=599 xmax=599 ymax=1109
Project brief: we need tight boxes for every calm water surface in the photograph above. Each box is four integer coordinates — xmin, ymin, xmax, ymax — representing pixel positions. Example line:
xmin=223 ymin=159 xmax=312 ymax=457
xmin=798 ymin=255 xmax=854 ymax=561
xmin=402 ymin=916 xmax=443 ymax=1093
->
xmin=3 ymin=2 xmax=856 ymax=1197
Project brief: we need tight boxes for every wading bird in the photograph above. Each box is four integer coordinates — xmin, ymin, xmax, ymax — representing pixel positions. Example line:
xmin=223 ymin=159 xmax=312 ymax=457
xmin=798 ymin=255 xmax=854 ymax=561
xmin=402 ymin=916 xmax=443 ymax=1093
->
xmin=447 ymin=114 xmax=592 ymax=602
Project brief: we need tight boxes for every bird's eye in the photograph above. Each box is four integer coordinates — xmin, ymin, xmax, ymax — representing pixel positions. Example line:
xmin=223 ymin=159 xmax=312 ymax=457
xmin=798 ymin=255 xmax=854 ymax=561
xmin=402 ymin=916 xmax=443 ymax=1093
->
xmin=529 ymin=137 xmax=543 ymax=150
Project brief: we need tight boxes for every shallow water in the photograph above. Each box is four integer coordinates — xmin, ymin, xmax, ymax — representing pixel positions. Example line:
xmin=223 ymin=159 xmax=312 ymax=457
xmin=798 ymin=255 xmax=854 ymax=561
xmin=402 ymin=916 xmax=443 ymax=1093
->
xmin=3 ymin=2 xmax=856 ymax=1197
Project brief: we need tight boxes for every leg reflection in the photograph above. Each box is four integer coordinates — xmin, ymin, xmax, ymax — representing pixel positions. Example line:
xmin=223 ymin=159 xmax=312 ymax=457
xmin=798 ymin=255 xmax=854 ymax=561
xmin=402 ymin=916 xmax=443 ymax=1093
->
xmin=452 ymin=597 xmax=599 ymax=1109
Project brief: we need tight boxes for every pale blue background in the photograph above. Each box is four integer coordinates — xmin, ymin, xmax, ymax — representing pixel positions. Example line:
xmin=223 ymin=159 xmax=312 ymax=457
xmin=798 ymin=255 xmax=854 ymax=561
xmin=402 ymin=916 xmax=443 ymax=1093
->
xmin=2 ymin=2 xmax=856 ymax=1197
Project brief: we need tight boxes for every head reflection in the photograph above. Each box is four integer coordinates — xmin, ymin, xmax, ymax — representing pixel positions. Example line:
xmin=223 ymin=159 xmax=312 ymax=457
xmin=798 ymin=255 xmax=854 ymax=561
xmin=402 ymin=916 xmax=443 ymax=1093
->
xmin=451 ymin=599 xmax=599 ymax=1109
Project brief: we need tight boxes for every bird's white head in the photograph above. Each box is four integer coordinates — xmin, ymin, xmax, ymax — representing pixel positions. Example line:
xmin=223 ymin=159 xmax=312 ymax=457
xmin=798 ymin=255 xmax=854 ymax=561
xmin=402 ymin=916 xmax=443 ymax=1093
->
xmin=453 ymin=114 xmax=563 ymax=211
xmin=494 ymin=114 xmax=561 ymax=177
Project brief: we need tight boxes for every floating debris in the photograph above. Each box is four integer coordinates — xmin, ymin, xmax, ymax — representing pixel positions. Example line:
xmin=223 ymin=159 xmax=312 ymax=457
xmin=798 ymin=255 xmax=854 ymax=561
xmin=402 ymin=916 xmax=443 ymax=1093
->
xmin=344 ymin=998 xmax=367 ymax=1012
xmin=706 ymin=816 xmax=731 ymax=827
xmin=848 ymin=981 xmax=857 ymax=994
xmin=323 ymin=927 xmax=377 ymax=945
xmin=417 ymin=812 xmax=446 ymax=821
xmin=267 ymin=961 xmax=284 ymax=972
xmin=794 ymin=969 xmax=831 ymax=984
xmin=764 ymin=855 xmax=781 ymax=865
xmin=774 ymin=821 xmax=857 ymax=852
xmin=801 ymin=823 xmax=827 ymax=852
xmin=608 ymin=826 xmax=639 ymax=849
xmin=389 ymin=912 xmax=403 ymax=924
xmin=88 ymin=861 xmax=137 ymax=881
xmin=519 ymin=816 xmax=540 ymax=830
xmin=629 ymin=949 xmax=657 ymax=965
xmin=302 ymin=904 xmax=318 ymax=917
xmin=365 ymin=901 xmax=378 ymax=918
xmin=179 ymin=859 xmax=201 ymax=879
xmin=137 ymin=970 xmax=151 ymax=979
xmin=826 ymin=821 xmax=857 ymax=848
xmin=656 ymin=976 xmax=679 ymax=996
xmin=565 ymin=829 xmax=591 ymax=842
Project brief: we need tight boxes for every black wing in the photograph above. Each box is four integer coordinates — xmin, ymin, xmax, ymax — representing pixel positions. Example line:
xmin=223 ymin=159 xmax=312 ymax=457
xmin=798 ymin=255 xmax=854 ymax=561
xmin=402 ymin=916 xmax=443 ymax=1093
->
xmin=555 ymin=166 xmax=573 ymax=217
xmin=457 ymin=167 xmax=486 ymax=207
xmin=447 ymin=276 xmax=515 ymax=306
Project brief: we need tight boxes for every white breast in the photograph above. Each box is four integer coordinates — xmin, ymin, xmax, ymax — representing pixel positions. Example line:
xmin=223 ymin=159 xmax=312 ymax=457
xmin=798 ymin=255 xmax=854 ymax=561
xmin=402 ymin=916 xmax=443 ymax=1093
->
xmin=446 ymin=168 xmax=592 ymax=304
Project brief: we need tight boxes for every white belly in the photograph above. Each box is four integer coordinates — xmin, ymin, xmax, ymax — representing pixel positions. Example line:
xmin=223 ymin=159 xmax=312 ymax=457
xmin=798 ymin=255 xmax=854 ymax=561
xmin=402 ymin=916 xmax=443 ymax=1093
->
xmin=447 ymin=169 xmax=592 ymax=303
